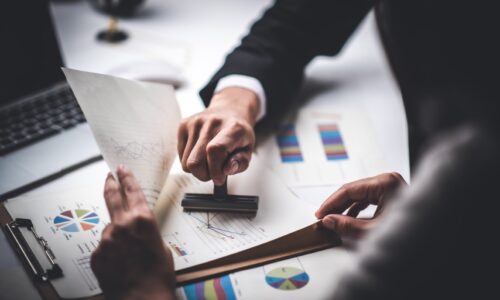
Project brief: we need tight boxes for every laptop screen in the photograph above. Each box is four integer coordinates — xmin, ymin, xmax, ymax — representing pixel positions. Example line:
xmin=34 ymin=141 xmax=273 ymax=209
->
xmin=0 ymin=0 xmax=65 ymax=105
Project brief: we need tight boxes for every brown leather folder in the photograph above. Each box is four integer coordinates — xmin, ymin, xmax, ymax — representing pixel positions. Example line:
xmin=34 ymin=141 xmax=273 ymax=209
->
xmin=176 ymin=222 xmax=341 ymax=284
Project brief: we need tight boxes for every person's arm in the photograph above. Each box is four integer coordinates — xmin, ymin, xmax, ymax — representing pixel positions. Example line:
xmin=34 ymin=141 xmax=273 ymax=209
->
xmin=180 ymin=0 xmax=374 ymax=184
xmin=201 ymin=0 xmax=374 ymax=118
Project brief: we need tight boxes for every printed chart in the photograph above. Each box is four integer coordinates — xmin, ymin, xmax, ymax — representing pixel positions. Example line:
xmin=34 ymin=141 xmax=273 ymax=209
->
xmin=265 ymin=267 xmax=309 ymax=290
xmin=182 ymin=275 xmax=237 ymax=300
xmin=188 ymin=212 xmax=247 ymax=240
xmin=276 ymin=123 xmax=349 ymax=164
xmin=163 ymin=232 xmax=192 ymax=264
xmin=183 ymin=211 xmax=266 ymax=255
xmin=318 ymin=124 xmax=348 ymax=161
xmin=259 ymin=107 xmax=388 ymax=188
xmin=170 ymin=243 xmax=188 ymax=257
xmin=276 ymin=124 xmax=304 ymax=163
xmin=53 ymin=209 xmax=100 ymax=232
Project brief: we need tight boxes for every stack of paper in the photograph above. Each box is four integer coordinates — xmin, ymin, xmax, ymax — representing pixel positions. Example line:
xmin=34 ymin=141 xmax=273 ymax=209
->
xmin=5 ymin=69 xmax=331 ymax=299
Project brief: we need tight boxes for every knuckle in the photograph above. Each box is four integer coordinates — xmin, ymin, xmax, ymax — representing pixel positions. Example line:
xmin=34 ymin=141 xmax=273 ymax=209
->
xmin=181 ymin=163 xmax=190 ymax=173
xmin=125 ymin=184 xmax=139 ymax=194
xmin=186 ymin=158 xmax=204 ymax=170
xmin=207 ymin=116 xmax=223 ymax=127
xmin=192 ymin=115 xmax=205 ymax=127
xmin=179 ymin=119 xmax=189 ymax=130
xmin=191 ymin=168 xmax=210 ymax=181
xmin=339 ymin=184 xmax=350 ymax=193
xmin=338 ymin=219 xmax=353 ymax=235
xmin=207 ymin=142 xmax=228 ymax=156
xmin=248 ymin=132 xmax=256 ymax=146
xmin=230 ymin=120 xmax=249 ymax=134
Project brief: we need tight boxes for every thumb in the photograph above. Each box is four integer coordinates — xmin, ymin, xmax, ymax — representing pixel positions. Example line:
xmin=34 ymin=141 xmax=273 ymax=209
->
xmin=321 ymin=214 xmax=372 ymax=239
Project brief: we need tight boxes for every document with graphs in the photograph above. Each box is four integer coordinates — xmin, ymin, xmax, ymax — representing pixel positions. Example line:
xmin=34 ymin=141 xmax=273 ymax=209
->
xmin=5 ymin=185 xmax=110 ymax=298
xmin=4 ymin=159 xmax=338 ymax=298
xmin=154 ymin=155 xmax=339 ymax=283
xmin=258 ymin=104 xmax=388 ymax=188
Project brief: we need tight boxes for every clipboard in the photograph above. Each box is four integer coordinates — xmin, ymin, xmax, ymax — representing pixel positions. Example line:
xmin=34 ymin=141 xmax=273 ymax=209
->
xmin=4 ymin=218 xmax=63 ymax=282
xmin=0 ymin=203 xmax=103 ymax=300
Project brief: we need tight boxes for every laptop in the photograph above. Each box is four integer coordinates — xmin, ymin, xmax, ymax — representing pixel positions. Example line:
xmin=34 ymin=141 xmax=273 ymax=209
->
xmin=0 ymin=0 xmax=101 ymax=199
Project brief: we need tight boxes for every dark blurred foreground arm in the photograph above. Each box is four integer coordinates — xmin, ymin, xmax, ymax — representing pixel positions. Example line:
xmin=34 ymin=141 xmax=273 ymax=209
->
xmin=331 ymin=124 xmax=499 ymax=299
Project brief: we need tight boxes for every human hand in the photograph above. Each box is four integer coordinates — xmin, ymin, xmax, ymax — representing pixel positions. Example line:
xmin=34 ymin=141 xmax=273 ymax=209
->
xmin=315 ymin=172 xmax=407 ymax=239
xmin=177 ymin=87 xmax=260 ymax=186
xmin=91 ymin=165 xmax=175 ymax=300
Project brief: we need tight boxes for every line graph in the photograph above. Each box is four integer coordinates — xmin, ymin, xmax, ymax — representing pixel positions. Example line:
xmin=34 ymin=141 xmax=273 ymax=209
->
xmin=188 ymin=212 xmax=246 ymax=240
xmin=180 ymin=211 xmax=268 ymax=255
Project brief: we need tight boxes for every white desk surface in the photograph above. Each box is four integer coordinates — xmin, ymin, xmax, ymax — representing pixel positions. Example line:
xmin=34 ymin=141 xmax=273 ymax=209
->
xmin=0 ymin=0 xmax=409 ymax=298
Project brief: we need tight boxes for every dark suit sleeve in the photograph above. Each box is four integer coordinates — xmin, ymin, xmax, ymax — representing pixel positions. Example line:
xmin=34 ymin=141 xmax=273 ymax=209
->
xmin=199 ymin=0 xmax=374 ymax=120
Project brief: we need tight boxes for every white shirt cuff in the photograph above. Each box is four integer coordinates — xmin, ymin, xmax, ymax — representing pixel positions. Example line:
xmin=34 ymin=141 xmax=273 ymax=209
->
xmin=214 ymin=75 xmax=266 ymax=122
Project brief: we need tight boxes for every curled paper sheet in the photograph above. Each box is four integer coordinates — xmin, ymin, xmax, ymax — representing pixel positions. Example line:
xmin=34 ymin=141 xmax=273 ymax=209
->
xmin=63 ymin=68 xmax=180 ymax=208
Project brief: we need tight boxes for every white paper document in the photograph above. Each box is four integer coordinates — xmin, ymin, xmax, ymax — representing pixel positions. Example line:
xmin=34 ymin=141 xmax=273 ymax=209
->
xmin=62 ymin=68 xmax=181 ymax=207
xmin=258 ymin=105 xmax=389 ymax=188
xmin=155 ymin=155 xmax=318 ymax=271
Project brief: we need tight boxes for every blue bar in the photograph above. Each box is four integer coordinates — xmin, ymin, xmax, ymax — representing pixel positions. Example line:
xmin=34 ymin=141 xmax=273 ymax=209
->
xmin=220 ymin=275 xmax=237 ymax=300
xmin=182 ymin=283 xmax=197 ymax=300
xmin=319 ymin=131 xmax=341 ymax=138
xmin=282 ymin=156 xmax=304 ymax=162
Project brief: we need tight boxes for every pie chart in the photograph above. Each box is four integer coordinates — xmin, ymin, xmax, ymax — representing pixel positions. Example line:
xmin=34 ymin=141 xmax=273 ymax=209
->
xmin=53 ymin=209 xmax=100 ymax=232
xmin=265 ymin=267 xmax=309 ymax=290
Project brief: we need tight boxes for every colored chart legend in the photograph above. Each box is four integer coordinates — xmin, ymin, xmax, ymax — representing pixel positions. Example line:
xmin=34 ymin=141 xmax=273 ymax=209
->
xmin=169 ymin=243 xmax=188 ymax=257
xmin=53 ymin=209 xmax=100 ymax=233
xmin=276 ymin=124 xmax=304 ymax=163
xmin=265 ymin=267 xmax=309 ymax=290
xmin=183 ymin=275 xmax=236 ymax=300
xmin=318 ymin=124 xmax=348 ymax=161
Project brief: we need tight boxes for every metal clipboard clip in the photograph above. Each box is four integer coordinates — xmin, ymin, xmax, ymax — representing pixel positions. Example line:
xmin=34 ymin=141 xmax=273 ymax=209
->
xmin=4 ymin=218 xmax=63 ymax=281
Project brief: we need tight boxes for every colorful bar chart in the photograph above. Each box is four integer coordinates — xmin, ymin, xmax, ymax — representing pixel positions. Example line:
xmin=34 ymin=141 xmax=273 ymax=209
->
xmin=183 ymin=275 xmax=236 ymax=300
xmin=318 ymin=124 xmax=348 ymax=161
xmin=276 ymin=124 xmax=304 ymax=163
xmin=169 ymin=243 xmax=188 ymax=257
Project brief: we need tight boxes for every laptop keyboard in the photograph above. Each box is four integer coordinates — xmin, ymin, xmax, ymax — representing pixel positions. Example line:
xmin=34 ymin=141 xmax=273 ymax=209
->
xmin=0 ymin=85 xmax=86 ymax=155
